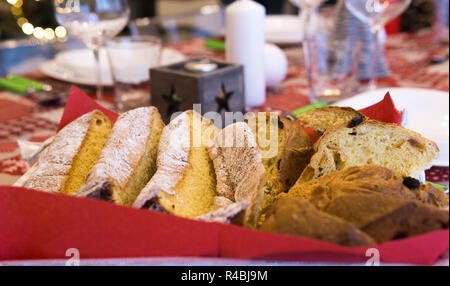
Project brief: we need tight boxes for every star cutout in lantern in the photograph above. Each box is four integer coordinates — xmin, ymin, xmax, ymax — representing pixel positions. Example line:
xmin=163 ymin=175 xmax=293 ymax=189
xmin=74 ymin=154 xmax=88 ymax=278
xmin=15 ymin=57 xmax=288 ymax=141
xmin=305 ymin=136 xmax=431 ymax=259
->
xmin=162 ymin=87 xmax=182 ymax=117
xmin=215 ymin=84 xmax=233 ymax=113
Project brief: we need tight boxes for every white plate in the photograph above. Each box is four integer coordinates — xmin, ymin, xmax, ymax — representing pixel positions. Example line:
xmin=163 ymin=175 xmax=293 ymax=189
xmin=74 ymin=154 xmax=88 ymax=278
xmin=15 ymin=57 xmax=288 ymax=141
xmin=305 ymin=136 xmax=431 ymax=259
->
xmin=265 ymin=15 xmax=304 ymax=44
xmin=333 ymin=87 xmax=449 ymax=167
xmin=41 ymin=48 xmax=187 ymax=86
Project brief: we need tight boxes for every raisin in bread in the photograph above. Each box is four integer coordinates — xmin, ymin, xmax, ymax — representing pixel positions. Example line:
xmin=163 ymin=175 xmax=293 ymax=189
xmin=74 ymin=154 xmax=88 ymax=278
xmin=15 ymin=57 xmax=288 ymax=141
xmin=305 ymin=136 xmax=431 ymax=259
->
xmin=298 ymin=106 xmax=365 ymax=137
xmin=289 ymin=165 xmax=448 ymax=209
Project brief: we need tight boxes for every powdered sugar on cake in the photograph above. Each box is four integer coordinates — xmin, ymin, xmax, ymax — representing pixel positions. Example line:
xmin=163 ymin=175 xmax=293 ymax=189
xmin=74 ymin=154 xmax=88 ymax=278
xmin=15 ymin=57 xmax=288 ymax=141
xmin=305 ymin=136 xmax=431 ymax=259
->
xmin=23 ymin=112 xmax=94 ymax=192
xmin=87 ymin=107 xmax=154 ymax=185
xmin=133 ymin=112 xmax=191 ymax=207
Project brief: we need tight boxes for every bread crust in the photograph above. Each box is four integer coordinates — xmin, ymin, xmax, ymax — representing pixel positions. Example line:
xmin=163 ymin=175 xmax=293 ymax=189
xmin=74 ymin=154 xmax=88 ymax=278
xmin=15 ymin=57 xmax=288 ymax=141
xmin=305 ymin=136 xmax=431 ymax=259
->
xmin=260 ymin=196 xmax=376 ymax=246
xmin=281 ymin=166 xmax=449 ymax=244
xmin=298 ymin=106 xmax=365 ymax=137
xmin=289 ymin=165 xmax=449 ymax=209
xmin=279 ymin=116 xmax=315 ymax=190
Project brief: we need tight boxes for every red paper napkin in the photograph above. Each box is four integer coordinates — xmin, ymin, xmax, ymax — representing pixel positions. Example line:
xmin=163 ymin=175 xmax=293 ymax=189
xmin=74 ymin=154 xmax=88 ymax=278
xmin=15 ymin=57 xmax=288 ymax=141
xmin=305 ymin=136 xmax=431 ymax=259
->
xmin=0 ymin=186 xmax=447 ymax=265
xmin=0 ymin=86 xmax=447 ymax=265
xmin=358 ymin=92 xmax=402 ymax=125
xmin=300 ymin=92 xmax=402 ymax=143
xmin=58 ymin=86 xmax=119 ymax=131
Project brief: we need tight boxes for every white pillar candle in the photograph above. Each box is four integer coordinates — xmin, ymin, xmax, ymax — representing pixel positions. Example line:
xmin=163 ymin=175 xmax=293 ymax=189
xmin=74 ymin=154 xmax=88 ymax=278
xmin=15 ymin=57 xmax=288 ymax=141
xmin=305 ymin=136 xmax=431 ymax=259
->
xmin=226 ymin=0 xmax=266 ymax=107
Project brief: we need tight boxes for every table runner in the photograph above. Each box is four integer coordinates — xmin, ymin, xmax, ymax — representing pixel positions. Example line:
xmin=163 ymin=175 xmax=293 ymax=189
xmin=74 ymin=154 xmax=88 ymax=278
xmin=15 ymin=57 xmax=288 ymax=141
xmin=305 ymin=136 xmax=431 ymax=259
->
xmin=0 ymin=28 xmax=448 ymax=186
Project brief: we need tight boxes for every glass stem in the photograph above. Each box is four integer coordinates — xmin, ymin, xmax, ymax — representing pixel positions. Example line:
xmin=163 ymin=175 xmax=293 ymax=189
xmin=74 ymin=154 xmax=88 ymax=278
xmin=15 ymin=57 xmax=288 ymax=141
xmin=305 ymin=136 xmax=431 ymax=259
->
xmin=303 ymin=9 xmax=315 ymax=102
xmin=369 ymin=27 xmax=379 ymax=91
xmin=92 ymin=47 xmax=103 ymax=101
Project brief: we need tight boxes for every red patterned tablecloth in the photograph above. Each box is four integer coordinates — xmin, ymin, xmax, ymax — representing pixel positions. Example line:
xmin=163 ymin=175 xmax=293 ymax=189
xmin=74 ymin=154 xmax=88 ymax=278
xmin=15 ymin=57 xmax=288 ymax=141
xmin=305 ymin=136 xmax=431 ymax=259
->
xmin=0 ymin=28 xmax=448 ymax=186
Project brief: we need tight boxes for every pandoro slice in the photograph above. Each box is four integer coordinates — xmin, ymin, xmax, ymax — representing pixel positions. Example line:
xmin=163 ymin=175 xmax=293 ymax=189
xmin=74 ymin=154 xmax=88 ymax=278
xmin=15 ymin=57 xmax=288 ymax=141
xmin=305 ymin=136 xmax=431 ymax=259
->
xmin=199 ymin=122 xmax=266 ymax=227
xmin=197 ymin=200 xmax=251 ymax=225
xmin=297 ymin=106 xmax=365 ymax=137
xmin=76 ymin=107 xmax=165 ymax=206
xmin=133 ymin=110 xmax=219 ymax=219
xmin=247 ymin=112 xmax=314 ymax=214
xmin=208 ymin=122 xmax=265 ymax=202
xmin=24 ymin=110 xmax=112 ymax=193
xmin=298 ymin=117 xmax=439 ymax=181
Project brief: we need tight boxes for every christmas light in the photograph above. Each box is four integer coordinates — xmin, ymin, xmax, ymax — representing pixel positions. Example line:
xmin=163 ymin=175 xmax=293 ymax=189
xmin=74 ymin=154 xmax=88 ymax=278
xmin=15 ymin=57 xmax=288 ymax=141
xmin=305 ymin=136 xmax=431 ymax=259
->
xmin=33 ymin=26 xmax=45 ymax=39
xmin=13 ymin=0 xmax=23 ymax=8
xmin=10 ymin=0 xmax=65 ymax=42
xmin=17 ymin=17 xmax=28 ymax=27
xmin=10 ymin=5 xmax=22 ymax=17
xmin=55 ymin=26 xmax=67 ymax=38
xmin=22 ymin=22 xmax=34 ymax=35
xmin=44 ymin=28 xmax=55 ymax=40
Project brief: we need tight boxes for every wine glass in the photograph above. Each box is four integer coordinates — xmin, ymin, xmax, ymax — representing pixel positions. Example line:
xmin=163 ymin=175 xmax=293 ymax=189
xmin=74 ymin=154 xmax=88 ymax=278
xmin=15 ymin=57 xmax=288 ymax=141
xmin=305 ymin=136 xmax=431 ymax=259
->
xmin=54 ymin=0 xmax=130 ymax=101
xmin=289 ymin=0 xmax=325 ymax=37
xmin=345 ymin=0 xmax=411 ymax=90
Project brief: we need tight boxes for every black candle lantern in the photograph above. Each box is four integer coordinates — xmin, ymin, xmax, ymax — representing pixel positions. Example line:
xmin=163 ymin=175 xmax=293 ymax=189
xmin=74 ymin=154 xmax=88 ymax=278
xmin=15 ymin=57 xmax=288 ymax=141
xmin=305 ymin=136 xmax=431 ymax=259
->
xmin=150 ymin=58 xmax=245 ymax=126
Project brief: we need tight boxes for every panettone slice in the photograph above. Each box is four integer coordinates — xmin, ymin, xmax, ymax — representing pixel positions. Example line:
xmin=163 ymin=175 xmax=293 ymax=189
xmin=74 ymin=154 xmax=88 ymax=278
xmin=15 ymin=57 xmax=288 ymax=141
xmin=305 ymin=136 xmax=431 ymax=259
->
xmin=297 ymin=106 xmax=365 ymax=138
xmin=247 ymin=112 xmax=314 ymax=218
xmin=298 ymin=118 xmax=439 ymax=182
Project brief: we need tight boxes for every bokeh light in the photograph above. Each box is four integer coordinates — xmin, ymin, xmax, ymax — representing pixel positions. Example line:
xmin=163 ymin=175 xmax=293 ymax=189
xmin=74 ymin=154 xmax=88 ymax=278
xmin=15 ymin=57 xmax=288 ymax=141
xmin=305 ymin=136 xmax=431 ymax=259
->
xmin=44 ymin=28 xmax=55 ymax=40
xmin=17 ymin=17 xmax=28 ymax=27
xmin=21 ymin=22 xmax=34 ymax=35
xmin=33 ymin=26 xmax=45 ymax=39
xmin=55 ymin=26 xmax=67 ymax=38
xmin=10 ymin=5 xmax=22 ymax=17
xmin=13 ymin=0 xmax=23 ymax=8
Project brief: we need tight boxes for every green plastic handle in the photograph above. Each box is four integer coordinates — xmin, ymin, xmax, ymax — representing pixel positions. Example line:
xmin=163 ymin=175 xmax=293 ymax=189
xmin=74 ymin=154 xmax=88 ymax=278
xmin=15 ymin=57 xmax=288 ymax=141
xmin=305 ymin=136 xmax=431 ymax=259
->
xmin=0 ymin=78 xmax=29 ymax=94
xmin=427 ymin=182 xmax=447 ymax=190
xmin=205 ymin=39 xmax=226 ymax=52
xmin=291 ymin=101 xmax=328 ymax=116
xmin=7 ymin=75 xmax=47 ymax=92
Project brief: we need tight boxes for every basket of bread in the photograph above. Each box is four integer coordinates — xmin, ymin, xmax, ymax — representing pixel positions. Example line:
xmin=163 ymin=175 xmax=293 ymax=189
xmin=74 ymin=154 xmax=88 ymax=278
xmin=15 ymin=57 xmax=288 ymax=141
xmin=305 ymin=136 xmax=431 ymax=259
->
xmin=0 ymin=86 xmax=447 ymax=265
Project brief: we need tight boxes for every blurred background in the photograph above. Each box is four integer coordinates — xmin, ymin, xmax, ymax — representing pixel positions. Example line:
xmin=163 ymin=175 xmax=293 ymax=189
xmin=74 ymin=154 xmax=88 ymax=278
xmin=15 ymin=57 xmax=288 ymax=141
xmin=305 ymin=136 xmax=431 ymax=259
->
xmin=0 ymin=0 xmax=445 ymax=76
xmin=0 ymin=0 xmax=439 ymax=41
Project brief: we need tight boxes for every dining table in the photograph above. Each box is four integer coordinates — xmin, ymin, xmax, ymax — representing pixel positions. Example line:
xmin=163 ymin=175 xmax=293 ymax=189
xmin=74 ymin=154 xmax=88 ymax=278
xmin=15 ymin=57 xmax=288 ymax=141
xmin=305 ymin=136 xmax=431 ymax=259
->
xmin=0 ymin=27 xmax=448 ymax=189
xmin=0 ymin=25 xmax=449 ymax=266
